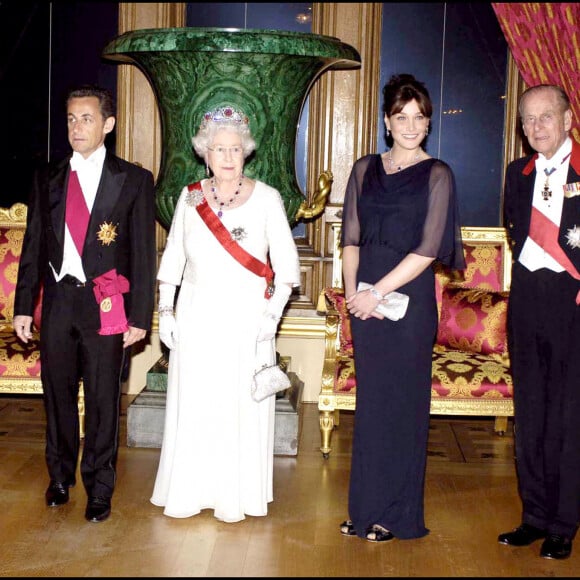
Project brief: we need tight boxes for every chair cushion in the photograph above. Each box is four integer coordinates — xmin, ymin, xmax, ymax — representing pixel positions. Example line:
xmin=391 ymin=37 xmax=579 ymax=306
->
xmin=431 ymin=345 xmax=512 ymax=399
xmin=0 ymin=329 xmax=41 ymax=378
xmin=324 ymin=288 xmax=353 ymax=356
xmin=437 ymin=287 xmax=509 ymax=356
xmin=0 ymin=226 xmax=23 ymax=323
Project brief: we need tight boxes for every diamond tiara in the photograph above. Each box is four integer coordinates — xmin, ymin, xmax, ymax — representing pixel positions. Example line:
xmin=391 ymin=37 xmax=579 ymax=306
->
xmin=201 ymin=106 xmax=249 ymax=128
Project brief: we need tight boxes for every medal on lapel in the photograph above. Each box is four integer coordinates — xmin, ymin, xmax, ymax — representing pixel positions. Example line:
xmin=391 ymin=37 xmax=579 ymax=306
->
xmin=97 ymin=222 xmax=118 ymax=246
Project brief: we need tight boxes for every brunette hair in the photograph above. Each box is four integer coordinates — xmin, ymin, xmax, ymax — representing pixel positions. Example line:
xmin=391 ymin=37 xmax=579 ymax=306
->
xmin=66 ymin=84 xmax=116 ymax=121
xmin=382 ymin=73 xmax=433 ymax=118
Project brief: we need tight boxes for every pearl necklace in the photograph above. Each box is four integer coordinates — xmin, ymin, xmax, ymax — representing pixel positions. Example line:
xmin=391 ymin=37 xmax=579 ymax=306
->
xmin=210 ymin=176 xmax=243 ymax=218
xmin=388 ymin=149 xmax=421 ymax=172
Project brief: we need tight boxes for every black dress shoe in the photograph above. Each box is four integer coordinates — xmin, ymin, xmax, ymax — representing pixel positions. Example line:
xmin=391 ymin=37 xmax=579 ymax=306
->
xmin=85 ymin=496 xmax=111 ymax=523
xmin=498 ymin=523 xmax=547 ymax=546
xmin=540 ymin=534 xmax=572 ymax=560
xmin=45 ymin=481 xmax=73 ymax=507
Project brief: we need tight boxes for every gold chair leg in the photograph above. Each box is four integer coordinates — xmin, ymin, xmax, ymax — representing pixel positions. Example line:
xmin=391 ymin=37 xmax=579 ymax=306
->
xmin=320 ymin=409 xmax=336 ymax=459
xmin=494 ymin=415 xmax=508 ymax=435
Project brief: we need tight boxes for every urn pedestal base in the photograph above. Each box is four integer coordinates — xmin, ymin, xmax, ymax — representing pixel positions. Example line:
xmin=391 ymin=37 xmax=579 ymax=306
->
xmin=127 ymin=357 xmax=303 ymax=456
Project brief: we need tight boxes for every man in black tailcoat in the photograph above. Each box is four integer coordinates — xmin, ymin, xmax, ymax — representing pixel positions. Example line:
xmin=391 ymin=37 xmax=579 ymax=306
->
xmin=499 ymin=84 xmax=580 ymax=560
xmin=13 ymin=84 xmax=156 ymax=523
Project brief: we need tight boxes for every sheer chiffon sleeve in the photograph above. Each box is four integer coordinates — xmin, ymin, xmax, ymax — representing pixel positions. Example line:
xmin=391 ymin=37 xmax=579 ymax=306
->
xmin=340 ymin=155 xmax=374 ymax=248
xmin=413 ymin=161 xmax=465 ymax=270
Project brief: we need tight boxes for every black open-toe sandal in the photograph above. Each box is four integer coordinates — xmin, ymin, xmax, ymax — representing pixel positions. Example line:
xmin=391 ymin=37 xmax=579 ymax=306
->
xmin=365 ymin=524 xmax=395 ymax=543
xmin=340 ymin=520 xmax=357 ymax=536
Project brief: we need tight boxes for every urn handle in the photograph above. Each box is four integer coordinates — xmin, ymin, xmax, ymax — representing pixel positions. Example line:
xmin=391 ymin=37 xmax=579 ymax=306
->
xmin=294 ymin=170 xmax=333 ymax=222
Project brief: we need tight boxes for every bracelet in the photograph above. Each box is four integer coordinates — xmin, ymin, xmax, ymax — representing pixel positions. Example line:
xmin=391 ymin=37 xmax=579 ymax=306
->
xmin=158 ymin=306 xmax=174 ymax=317
xmin=369 ymin=286 xmax=384 ymax=301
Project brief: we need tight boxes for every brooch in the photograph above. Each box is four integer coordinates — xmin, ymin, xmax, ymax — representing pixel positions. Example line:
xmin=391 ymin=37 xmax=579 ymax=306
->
xmin=97 ymin=222 xmax=118 ymax=246
xmin=230 ymin=227 xmax=247 ymax=242
xmin=186 ymin=188 xmax=204 ymax=207
xmin=565 ymin=225 xmax=580 ymax=249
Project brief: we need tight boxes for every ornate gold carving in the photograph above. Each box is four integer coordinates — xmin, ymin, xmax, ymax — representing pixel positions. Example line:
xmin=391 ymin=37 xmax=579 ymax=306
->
xmin=0 ymin=202 xmax=27 ymax=225
xmin=294 ymin=171 xmax=333 ymax=222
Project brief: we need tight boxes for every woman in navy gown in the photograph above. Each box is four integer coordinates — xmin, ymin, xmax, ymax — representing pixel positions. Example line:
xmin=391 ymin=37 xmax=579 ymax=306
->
xmin=339 ymin=74 xmax=465 ymax=542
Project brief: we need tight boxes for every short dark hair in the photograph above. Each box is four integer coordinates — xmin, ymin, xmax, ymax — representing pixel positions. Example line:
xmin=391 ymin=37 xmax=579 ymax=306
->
xmin=66 ymin=84 xmax=116 ymax=120
xmin=518 ymin=84 xmax=571 ymax=118
xmin=382 ymin=74 xmax=433 ymax=118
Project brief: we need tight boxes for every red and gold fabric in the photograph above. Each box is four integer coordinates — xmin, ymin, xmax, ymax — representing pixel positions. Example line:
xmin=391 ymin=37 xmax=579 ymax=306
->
xmin=0 ymin=331 xmax=41 ymax=379
xmin=492 ymin=2 xmax=580 ymax=144
xmin=0 ymin=226 xmax=24 ymax=323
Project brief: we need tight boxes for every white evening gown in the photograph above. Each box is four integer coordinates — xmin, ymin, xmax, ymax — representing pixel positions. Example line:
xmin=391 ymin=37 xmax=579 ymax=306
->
xmin=150 ymin=180 xmax=300 ymax=522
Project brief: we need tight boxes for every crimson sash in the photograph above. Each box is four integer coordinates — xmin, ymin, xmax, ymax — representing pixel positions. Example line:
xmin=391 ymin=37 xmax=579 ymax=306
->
xmin=188 ymin=182 xmax=274 ymax=299
xmin=65 ymin=170 xmax=90 ymax=255
xmin=529 ymin=206 xmax=580 ymax=304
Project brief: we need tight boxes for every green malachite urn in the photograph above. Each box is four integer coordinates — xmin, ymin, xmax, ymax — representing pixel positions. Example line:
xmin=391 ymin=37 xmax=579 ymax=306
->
xmin=102 ymin=27 xmax=361 ymax=229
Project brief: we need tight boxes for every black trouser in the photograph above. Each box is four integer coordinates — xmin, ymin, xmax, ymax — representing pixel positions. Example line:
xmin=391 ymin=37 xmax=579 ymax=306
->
xmin=40 ymin=276 xmax=125 ymax=499
xmin=508 ymin=262 xmax=580 ymax=539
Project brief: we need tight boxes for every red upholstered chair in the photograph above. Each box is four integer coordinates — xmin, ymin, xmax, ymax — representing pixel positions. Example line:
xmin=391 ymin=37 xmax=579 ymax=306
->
xmin=317 ymin=226 xmax=513 ymax=458
xmin=0 ymin=203 xmax=85 ymax=437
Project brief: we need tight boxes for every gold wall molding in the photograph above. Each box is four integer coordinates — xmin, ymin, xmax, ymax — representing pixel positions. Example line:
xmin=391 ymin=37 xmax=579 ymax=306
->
xmin=294 ymin=2 xmax=383 ymax=311
xmin=116 ymin=3 xmax=186 ymax=289
xmin=116 ymin=3 xmax=185 ymax=176
xmin=500 ymin=52 xmax=528 ymax=225
xmin=115 ymin=3 xmax=185 ymax=393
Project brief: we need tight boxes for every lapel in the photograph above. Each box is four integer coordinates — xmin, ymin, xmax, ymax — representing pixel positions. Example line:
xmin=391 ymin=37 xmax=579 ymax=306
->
xmin=519 ymin=153 xmax=537 ymax=223
xmin=49 ymin=156 xmax=72 ymax=247
xmin=85 ymin=152 xmax=127 ymax=251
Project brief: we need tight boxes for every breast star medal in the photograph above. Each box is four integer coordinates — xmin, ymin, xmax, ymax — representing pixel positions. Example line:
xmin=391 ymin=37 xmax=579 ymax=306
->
xmin=565 ymin=225 xmax=580 ymax=249
xmin=97 ymin=222 xmax=118 ymax=246
xmin=230 ymin=227 xmax=247 ymax=242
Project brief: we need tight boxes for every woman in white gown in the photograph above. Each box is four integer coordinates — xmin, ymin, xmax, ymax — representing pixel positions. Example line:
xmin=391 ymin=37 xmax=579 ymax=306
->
xmin=150 ymin=106 xmax=301 ymax=522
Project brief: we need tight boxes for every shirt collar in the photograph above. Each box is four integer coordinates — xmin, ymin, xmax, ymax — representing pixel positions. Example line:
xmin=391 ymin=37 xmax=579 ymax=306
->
xmin=70 ymin=146 xmax=107 ymax=172
xmin=536 ymin=137 xmax=572 ymax=172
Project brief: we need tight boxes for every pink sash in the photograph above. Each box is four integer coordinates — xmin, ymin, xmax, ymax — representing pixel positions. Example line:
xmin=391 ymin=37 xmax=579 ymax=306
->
xmin=92 ymin=269 xmax=131 ymax=335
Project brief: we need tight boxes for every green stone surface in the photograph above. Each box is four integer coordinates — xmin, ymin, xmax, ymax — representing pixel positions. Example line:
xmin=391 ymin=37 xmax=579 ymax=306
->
xmin=145 ymin=357 xmax=168 ymax=392
xmin=103 ymin=28 xmax=360 ymax=229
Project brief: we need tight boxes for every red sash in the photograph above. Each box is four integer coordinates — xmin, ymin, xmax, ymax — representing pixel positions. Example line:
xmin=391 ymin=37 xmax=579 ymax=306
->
xmin=529 ymin=206 xmax=580 ymax=304
xmin=188 ymin=182 xmax=274 ymax=299
xmin=65 ymin=170 xmax=90 ymax=255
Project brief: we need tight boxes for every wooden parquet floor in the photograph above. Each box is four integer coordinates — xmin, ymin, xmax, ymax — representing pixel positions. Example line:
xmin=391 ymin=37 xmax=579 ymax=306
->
xmin=1 ymin=394 xmax=578 ymax=577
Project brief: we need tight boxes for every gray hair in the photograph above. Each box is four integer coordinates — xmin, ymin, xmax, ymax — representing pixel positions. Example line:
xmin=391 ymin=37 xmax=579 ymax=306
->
xmin=192 ymin=106 xmax=256 ymax=158
xmin=519 ymin=84 xmax=571 ymax=118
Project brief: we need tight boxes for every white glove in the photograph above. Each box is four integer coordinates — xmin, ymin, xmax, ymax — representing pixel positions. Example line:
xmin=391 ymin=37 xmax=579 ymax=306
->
xmin=159 ymin=314 xmax=178 ymax=350
xmin=158 ymin=282 xmax=178 ymax=350
xmin=256 ymin=283 xmax=292 ymax=342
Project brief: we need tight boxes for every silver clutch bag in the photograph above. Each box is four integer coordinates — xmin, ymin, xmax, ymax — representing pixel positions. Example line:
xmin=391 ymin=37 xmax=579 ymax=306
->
xmin=357 ymin=282 xmax=410 ymax=321
xmin=251 ymin=364 xmax=290 ymax=402
xmin=252 ymin=339 xmax=290 ymax=402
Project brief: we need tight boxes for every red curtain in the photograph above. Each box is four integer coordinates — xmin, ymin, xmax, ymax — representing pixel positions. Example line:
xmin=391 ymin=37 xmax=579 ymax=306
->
xmin=492 ymin=3 xmax=580 ymax=144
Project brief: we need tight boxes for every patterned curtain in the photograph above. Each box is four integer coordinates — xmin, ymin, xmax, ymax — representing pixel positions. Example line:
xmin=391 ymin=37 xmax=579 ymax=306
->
xmin=492 ymin=3 xmax=580 ymax=144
